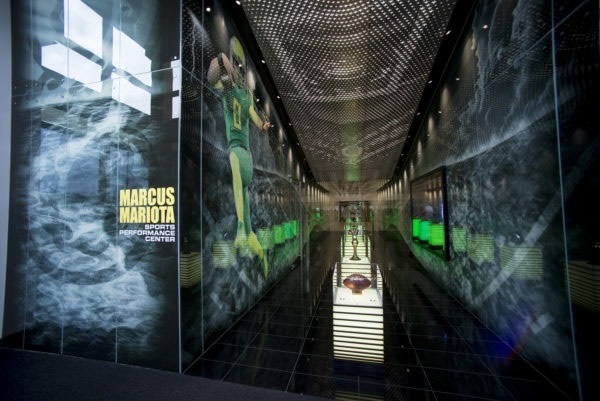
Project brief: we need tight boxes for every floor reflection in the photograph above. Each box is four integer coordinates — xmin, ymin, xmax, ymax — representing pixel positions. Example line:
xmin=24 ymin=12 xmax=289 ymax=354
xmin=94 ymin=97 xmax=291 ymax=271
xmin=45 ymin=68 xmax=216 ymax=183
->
xmin=184 ymin=232 xmax=576 ymax=400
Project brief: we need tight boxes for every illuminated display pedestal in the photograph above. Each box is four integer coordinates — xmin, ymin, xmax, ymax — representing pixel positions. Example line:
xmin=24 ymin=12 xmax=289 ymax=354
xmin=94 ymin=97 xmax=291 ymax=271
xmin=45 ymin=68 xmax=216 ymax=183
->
xmin=333 ymin=263 xmax=383 ymax=364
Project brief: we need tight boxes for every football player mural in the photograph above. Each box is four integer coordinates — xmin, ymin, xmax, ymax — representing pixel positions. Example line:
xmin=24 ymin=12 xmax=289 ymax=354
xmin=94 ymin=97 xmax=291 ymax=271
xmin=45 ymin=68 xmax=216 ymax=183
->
xmin=207 ymin=36 xmax=271 ymax=276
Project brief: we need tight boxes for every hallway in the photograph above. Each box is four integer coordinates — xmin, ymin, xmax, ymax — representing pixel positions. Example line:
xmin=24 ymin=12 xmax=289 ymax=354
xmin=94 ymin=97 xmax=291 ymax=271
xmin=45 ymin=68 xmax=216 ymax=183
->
xmin=184 ymin=231 xmax=575 ymax=401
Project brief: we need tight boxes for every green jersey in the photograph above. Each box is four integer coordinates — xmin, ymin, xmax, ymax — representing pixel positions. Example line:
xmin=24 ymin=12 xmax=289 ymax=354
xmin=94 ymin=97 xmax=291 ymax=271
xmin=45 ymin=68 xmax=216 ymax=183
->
xmin=222 ymin=83 xmax=253 ymax=151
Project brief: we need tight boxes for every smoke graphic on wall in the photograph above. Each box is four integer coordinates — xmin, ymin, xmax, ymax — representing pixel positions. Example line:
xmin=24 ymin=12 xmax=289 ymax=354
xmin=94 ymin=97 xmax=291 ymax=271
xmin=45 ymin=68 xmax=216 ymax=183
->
xmin=24 ymin=102 xmax=164 ymax=351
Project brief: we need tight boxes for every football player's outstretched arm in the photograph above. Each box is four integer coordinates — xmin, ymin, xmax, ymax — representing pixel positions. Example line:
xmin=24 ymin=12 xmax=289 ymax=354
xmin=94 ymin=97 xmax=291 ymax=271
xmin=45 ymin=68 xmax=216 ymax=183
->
xmin=207 ymin=53 xmax=234 ymax=89
xmin=249 ymin=101 xmax=271 ymax=132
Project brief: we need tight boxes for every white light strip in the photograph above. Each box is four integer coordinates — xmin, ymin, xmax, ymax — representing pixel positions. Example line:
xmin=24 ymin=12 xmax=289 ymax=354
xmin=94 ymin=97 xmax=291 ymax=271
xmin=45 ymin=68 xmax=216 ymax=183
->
xmin=113 ymin=27 xmax=152 ymax=86
xmin=334 ymin=343 xmax=384 ymax=353
xmin=334 ymin=351 xmax=383 ymax=360
xmin=64 ymin=0 xmax=103 ymax=58
xmin=41 ymin=43 xmax=102 ymax=92
xmin=172 ymin=95 xmax=180 ymax=119
xmin=333 ymin=314 xmax=383 ymax=328
xmin=171 ymin=60 xmax=181 ymax=91
xmin=333 ymin=313 xmax=383 ymax=323
xmin=333 ymin=305 xmax=383 ymax=315
xmin=334 ymin=328 xmax=382 ymax=337
xmin=111 ymin=73 xmax=151 ymax=115
xmin=334 ymin=337 xmax=383 ymax=346
xmin=334 ymin=330 xmax=383 ymax=340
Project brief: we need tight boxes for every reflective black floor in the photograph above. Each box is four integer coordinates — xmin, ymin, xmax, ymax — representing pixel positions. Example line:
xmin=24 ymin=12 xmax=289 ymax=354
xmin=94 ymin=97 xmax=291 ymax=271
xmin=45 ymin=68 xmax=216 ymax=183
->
xmin=185 ymin=232 xmax=578 ymax=400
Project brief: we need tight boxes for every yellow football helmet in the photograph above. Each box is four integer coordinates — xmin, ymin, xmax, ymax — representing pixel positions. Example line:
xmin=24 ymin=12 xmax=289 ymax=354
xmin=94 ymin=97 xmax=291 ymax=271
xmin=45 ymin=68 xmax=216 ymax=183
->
xmin=229 ymin=36 xmax=246 ymax=82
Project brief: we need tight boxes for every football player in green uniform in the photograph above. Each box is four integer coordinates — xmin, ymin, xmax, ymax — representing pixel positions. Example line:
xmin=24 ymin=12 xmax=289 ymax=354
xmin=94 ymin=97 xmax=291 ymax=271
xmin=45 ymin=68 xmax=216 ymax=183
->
xmin=207 ymin=36 xmax=270 ymax=276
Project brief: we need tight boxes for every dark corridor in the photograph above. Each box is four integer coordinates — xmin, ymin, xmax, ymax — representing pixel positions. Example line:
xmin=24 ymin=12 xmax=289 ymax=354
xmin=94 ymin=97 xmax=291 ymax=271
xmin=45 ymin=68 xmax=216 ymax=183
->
xmin=184 ymin=231 xmax=577 ymax=401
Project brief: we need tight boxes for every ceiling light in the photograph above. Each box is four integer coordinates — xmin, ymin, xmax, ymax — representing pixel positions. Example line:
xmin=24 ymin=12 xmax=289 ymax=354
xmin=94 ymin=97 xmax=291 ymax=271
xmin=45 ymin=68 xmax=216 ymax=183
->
xmin=445 ymin=30 xmax=452 ymax=35
xmin=235 ymin=1 xmax=241 ymax=5
xmin=205 ymin=7 xmax=211 ymax=12
xmin=483 ymin=24 xmax=489 ymax=29
xmin=261 ymin=59 xmax=266 ymax=64
xmin=428 ymin=80 xmax=433 ymax=84
xmin=455 ymin=77 xmax=460 ymax=81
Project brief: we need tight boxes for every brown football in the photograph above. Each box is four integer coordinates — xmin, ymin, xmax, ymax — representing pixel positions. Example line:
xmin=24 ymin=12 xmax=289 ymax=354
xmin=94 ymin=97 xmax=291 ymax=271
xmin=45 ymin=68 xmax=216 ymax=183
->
xmin=343 ymin=273 xmax=371 ymax=292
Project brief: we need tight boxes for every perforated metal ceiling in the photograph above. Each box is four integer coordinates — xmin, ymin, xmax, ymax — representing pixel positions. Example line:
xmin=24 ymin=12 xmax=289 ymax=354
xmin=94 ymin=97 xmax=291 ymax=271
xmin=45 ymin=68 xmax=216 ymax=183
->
xmin=241 ymin=0 xmax=457 ymax=196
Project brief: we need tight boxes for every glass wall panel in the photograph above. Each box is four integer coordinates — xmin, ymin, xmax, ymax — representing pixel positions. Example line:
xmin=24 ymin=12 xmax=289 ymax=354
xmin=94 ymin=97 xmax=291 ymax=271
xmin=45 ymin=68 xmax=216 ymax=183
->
xmin=179 ymin=0 xmax=310 ymax=370
xmin=379 ymin=1 xmax=599 ymax=399
xmin=5 ymin=0 xmax=181 ymax=372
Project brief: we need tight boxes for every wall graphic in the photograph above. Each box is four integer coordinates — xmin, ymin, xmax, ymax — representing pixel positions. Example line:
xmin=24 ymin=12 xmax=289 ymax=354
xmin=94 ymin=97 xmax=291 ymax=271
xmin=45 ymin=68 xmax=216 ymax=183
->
xmin=179 ymin=1 xmax=310 ymax=368
xmin=4 ymin=0 xmax=181 ymax=371
xmin=378 ymin=0 xmax=598 ymax=398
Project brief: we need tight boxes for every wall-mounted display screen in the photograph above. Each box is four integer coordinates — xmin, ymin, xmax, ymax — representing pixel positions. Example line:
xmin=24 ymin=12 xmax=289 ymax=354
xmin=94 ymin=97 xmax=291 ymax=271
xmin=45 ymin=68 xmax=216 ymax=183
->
xmin=410 ymin=166 xmax=450 ymax=260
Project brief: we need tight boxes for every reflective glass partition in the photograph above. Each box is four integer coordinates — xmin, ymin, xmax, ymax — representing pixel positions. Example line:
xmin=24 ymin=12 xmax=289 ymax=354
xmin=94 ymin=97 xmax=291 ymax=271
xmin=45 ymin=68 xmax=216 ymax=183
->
xmin=178 ymin=0 xmax=311 ymax=371
xmin=5 ymin=0 xmax=181 ymax=371
xmin=376 ymin=1 xmax=598 ymax=399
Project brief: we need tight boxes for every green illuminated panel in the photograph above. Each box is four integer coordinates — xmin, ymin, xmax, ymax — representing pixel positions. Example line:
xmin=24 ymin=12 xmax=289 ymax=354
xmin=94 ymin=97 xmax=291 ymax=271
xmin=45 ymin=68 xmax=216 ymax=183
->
xmin=284 ymin=221 xmax=294 ymax=240
xmin=467 ymin=234 xmax=494 ymax=264
xmin=292 ymin=220 xmax=298 ymax=236
xmin=257 ymin=228 xmax=274 ymax=250
xmin=180 ymin=252 xmax=201 ymax=288
xmin=212 ymin=241 xmax=235 ymax=268
xmin=428 ymin=224 xmax=445 ymax=247
xmin=452 ymin=227 xmax=467 ymax=252
xmin=418 ymin=220 xmax=431 ymax=242
xmin=500 ymin=245 xmax=543 ymax=279
xmin=274 ymin=224 xmax=285 ymax=245
xmin=412 ymin=219 xmax=421 ymax=238
xmin=568 ymin=261 xmax=600 ymax=312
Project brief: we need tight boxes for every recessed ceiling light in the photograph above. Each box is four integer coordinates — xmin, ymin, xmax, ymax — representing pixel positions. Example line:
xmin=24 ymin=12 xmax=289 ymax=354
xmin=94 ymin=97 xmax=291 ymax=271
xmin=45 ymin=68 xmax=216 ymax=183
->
xmin=205 ymin=7 xmax=211 ymax=12
xmin=428 ymin=80 xmax=433 ymax=84
xmin=445 ymin=30 xmax=452 ymax=35
xmin=483 ymin=24 xmax=489 ymax=29
xmin=261 ymin=59 xmax=266 ymax=64
xmin=455 ymin=77 xmax=460 ymax=81
xmin=235 ymin=1 xmax=241 ymax=5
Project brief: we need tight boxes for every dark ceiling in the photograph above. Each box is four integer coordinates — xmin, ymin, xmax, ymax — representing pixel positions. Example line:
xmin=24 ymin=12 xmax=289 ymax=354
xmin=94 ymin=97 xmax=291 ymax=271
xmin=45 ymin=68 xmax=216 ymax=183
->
xmin=239 ymin=0 xmax=471 ymax=197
